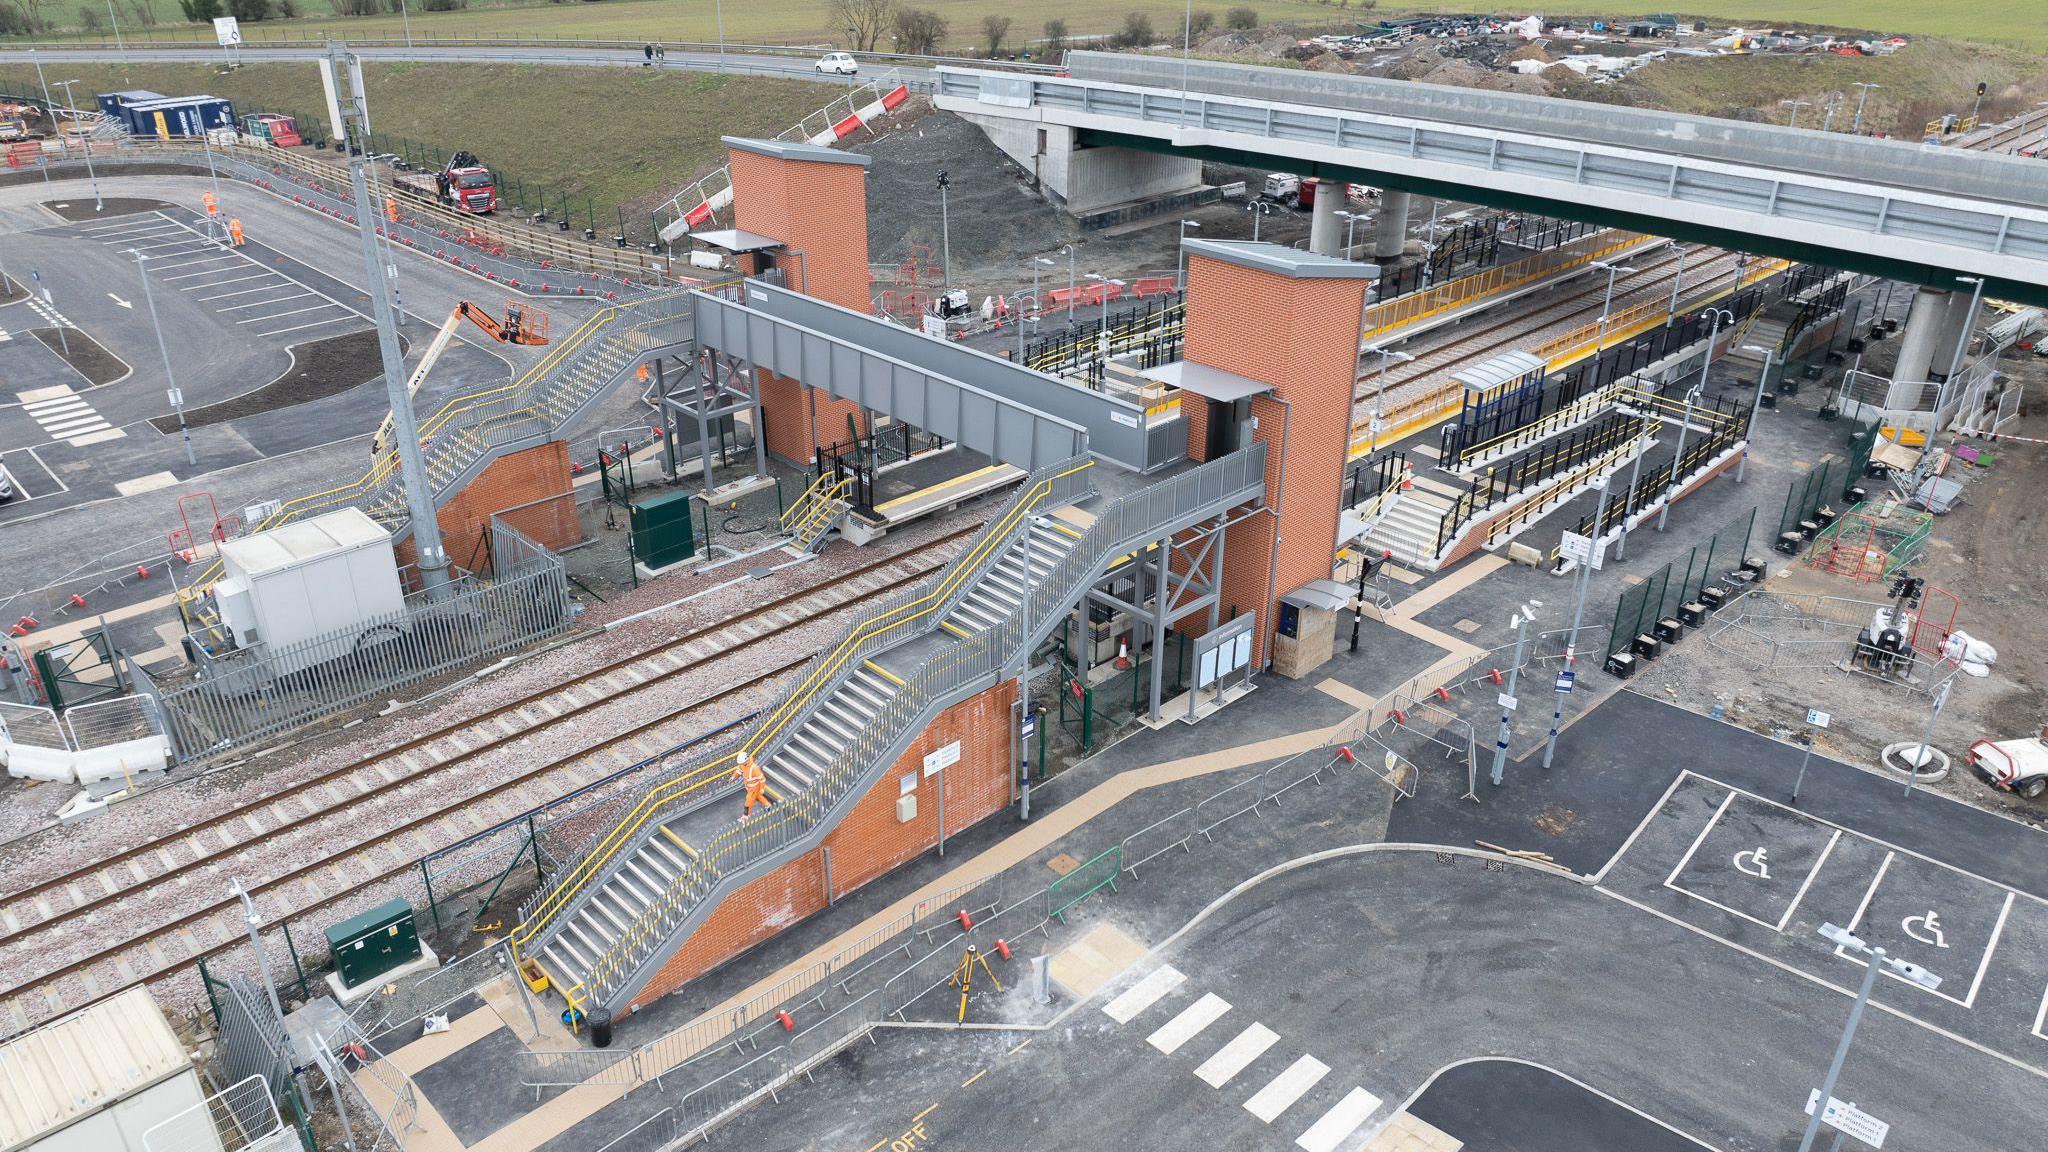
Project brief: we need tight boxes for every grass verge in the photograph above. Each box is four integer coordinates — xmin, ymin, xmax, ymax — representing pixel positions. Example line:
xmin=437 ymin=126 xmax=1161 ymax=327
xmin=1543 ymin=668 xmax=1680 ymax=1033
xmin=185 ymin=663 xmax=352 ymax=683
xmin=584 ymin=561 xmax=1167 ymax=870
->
xmin=0 ymin=61 xmax=839 ymax=211
xmin=15 ymin=1 xmax=2045 ymax=54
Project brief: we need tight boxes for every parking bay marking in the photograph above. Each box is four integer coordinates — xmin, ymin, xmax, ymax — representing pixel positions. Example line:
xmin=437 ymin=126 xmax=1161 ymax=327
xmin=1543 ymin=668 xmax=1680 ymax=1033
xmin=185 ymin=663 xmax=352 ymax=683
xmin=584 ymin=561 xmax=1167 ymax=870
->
xmin=1832 ymin=851 xmax=2016 ymax=1009
xmin=1660 ymin=790 xmax=1842 ymax=932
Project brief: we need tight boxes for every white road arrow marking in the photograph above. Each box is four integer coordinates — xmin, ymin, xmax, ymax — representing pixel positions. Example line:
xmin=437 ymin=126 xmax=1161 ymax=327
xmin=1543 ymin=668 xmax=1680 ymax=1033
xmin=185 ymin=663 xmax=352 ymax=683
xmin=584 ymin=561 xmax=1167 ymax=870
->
xmin=108 ymin=293 xmax=132 ymax=308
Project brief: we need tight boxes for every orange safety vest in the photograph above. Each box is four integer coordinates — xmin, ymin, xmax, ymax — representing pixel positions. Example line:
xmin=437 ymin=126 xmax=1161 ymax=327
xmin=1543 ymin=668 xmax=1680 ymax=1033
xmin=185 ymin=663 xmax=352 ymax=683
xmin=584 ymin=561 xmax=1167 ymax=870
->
xmin=736 ymin=756 xmax=765 ymax=792
xmin=227 ymin=218 xmax=244 ymax=246
xmin=385 ymin=195 xmax=399 ymax=224
xmin=201 ymin=191 xmax=217 ymax=216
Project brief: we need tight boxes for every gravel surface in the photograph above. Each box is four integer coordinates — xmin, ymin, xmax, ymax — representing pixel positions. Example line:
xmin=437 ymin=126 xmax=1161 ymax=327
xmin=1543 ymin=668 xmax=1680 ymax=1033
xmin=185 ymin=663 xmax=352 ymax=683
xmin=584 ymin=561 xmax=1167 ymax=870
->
xmin=0 ymin=509 xmax=983 ymax=880
xmin=0 ymin=504 xmax=992 ymax=1030
xmin=849 ymin=100 xmax=1318 ymax=302
xmin=1631 ymin=350 xmax=2048 ymax=833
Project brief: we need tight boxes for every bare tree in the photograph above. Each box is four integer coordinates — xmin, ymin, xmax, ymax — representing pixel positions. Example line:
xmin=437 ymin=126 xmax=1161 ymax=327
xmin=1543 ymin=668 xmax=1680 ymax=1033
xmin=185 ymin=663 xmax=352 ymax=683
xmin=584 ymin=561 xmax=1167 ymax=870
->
xmin=1111 ymin=11 xmax=1154 ymax=48
xmin=831 ymin=0 xmax=896 ymax=53
xmin=893 ymin=7 xmax=945 ymax=57
xmin=981 ymin=14 xmax=1010 ymax=58
xmin=3 ymin=0 xmax=52 ymax=33
xmin=1043 ymin=17 xmax=1069 ymax=56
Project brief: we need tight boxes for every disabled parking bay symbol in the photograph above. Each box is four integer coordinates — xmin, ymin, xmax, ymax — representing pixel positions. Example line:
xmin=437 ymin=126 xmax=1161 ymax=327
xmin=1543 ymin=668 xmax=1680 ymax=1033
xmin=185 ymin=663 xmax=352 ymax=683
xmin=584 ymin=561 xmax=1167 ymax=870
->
xmin=1733 ymin=847 xmax=1771 ymax=879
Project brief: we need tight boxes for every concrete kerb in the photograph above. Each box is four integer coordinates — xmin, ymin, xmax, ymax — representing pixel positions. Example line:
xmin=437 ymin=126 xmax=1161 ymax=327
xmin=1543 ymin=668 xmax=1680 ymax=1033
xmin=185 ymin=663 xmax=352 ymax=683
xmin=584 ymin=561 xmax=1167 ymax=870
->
xmin=1041 ymin=843 xmax=1584 ymax=1041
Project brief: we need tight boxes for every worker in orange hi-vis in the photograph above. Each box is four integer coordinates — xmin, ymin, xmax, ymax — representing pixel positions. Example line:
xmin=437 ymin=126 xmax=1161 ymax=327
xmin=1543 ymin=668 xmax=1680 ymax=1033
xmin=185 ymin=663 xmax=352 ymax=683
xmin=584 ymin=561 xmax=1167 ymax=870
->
xmin=385 ymin=194 xmax=399 ymax=224
xmin=227 ymin=217 xmax=244 ymax=247
xmin=732 ymin=752 xmax=768 ymax=822
xmin=201 ymin=191 xmax=217 ymax=216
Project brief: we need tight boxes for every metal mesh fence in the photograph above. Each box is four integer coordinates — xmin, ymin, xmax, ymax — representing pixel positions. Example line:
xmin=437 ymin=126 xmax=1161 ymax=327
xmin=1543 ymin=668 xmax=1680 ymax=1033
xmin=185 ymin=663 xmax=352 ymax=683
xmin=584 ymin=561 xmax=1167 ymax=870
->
xmin=149 ymin=558 xmax=571 ymax=763
xmin=1605 ymin=506 xmax=1757 ymax=658
xmin=1775 ymin=455 xmax=1845 ymax=541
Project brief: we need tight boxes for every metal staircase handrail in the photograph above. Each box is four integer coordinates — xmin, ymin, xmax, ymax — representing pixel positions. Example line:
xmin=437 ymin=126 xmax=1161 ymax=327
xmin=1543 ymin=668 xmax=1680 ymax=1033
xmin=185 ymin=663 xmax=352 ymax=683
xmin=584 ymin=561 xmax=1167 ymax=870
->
xmin=561 ymin=446 xmax=1269 ymax=1010
xmin=182 ymin=287 xmax=700 ymax=598
xmin=509 ymin=454 xmax=1098 ymax=963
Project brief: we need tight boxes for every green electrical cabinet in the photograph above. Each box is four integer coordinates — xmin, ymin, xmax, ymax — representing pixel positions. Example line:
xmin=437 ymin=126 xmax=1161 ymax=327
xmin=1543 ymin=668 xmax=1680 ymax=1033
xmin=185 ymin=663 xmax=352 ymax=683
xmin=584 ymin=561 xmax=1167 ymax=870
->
xmin=631 ymin=489 xmax=698 ymax=571
xmin=325 ymin=899 xmax=423 ymax=990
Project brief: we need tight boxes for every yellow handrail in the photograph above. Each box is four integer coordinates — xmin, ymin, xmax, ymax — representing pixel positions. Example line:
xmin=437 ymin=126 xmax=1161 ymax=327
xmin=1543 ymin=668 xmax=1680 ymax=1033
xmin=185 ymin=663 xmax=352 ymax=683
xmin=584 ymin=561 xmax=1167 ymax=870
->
xmin=183 ymin=303 xmax=628 ymax=593
xmin=1358 ymin=230 xmax=1655 ymax=343
xmin=780 ymin=474 xmax=852 ymax=535
xmin=1485 ymin=418 xmax=1651 ymax=546
xmin=511 ymin=460 xmax=1095 ymax=958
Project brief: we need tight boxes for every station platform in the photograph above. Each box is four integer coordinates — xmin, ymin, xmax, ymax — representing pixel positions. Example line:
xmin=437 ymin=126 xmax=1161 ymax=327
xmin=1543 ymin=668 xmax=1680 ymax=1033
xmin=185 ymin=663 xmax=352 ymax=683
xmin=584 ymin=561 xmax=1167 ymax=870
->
xmin=841 ymin=445 xmax=1026 ymax=544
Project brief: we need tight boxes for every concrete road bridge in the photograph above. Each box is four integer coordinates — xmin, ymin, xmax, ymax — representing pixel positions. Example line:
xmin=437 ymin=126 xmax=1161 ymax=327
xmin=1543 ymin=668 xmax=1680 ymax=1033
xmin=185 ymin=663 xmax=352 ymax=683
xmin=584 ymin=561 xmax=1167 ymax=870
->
xmin=939 ymin=52 xmax=2048 ymax=308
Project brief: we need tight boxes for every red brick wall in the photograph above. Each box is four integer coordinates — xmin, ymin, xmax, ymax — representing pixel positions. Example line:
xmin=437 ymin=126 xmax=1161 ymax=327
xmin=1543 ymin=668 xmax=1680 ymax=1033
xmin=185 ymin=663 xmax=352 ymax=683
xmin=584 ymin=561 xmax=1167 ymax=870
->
xmin=628 ymin=680 xmax=1016 ymax=1010
xmin=395 ymin=440 xmax=578 ymax=575
xmin=730 ymin=145 xmax=873 ymax=464
xmin=1182 ymin=398 xmax=1211 ymax=464
xmin=1180 ymin=253 xmax=1368 ymax=665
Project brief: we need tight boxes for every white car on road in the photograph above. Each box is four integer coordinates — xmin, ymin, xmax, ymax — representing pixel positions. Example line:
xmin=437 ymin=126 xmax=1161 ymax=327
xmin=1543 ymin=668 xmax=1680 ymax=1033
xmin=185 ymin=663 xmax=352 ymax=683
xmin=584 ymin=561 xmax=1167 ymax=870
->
xmin=1972 ymin=731 xmax=2048 ymax=799
xmin=816 ymin=52 xmax=860 ymax=76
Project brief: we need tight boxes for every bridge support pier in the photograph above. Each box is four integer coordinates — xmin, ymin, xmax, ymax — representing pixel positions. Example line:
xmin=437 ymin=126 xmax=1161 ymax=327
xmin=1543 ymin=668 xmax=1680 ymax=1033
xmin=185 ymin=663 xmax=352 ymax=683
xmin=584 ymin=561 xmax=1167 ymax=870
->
xmin=1891 ymin=286 xmax=1951 ymax=385
xmin=1929 ymin=286 xmax=1979 ymax=381
xmin=1374 ymin=191 xmax=1411 ymax=260
xmin=1309 ymin=185 xmax=1343 ymax=256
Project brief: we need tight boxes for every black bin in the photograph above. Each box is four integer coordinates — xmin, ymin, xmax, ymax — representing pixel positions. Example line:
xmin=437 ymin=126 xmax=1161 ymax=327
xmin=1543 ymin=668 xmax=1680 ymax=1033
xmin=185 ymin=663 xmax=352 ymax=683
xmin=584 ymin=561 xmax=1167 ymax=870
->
xmin=1633 ymin=633 xmax=1662 ymax=660
xmin=1605 ymin=651 xmax=1637 ymax=678
xmin=1654 ymin=617 xmax=1685 ymax=644
xmin=590 ymin=1009 xmax=614 ymax=1049
xmin=1700 ymin=586 xmax=1727 ymax=611
xmin=1679 ymin=601 xmax=1707 ymax=627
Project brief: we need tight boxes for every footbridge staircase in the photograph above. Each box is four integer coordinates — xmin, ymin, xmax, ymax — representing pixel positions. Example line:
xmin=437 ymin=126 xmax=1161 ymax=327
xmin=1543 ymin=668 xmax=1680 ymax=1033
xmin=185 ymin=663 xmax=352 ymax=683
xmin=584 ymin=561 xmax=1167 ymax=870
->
xmin=510 ymin=444 xmax=1267 ymax=1018
xmin=178 ymin=287 xmax=702 ymax=617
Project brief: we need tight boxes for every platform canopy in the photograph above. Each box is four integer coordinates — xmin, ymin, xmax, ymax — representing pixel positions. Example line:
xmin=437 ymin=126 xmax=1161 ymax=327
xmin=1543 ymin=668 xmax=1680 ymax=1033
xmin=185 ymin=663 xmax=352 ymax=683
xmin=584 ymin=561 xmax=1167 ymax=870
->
xmin=1136 ymin=360 xmax=1273 ymax=403
xmin=691 ymin=228 xmax=785 ymax=254
xmin=1451 ymin=350 xmax=1546 ymax=395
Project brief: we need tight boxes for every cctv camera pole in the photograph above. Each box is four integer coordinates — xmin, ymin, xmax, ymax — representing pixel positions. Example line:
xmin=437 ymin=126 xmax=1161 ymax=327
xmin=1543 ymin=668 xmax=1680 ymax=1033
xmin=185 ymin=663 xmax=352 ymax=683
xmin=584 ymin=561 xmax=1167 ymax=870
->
xmin=1490 ymin=608 xmax=1533 ymax=787
xmin=329 ymin=43 xmax=450 ymax=597
xmin=229 ymin=878 xmax=288 ymax=1025
xmin=936 ymin=170 xmax=952 ymax=289
xmin=1543 ymin=479 xmax=1609 ymax=770
xmin=53 ymin=79 xmax=102 ymax=213
xmin=132 ymin=252 xmax=195 ymax=466
xmin=1795 ymin=942 xmax=1883 ymax=1152
xmin=1850 ymin=83 xmax=1881 ymax=134
xmin=1902 ymin=677 xmax=1951 ymax=799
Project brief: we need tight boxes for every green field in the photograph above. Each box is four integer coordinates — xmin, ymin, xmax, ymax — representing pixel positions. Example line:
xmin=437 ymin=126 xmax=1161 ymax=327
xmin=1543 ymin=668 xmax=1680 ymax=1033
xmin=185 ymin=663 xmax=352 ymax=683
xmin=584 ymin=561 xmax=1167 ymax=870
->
xmin=0 ymin=61 xmax=837 ymax=214
xmin=18 ymin=1 xmax=2046 ymax=54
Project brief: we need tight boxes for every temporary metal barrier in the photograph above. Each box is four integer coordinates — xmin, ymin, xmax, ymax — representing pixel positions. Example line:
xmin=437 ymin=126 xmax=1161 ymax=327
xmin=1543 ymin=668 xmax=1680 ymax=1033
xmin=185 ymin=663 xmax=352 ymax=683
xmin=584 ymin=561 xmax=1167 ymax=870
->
xmin=149 ymin=554 xmax=570 ymax=763
xmin=195 ymin=967 xmax=310 ymax=1151
xmin=0 ymin=700 xmax=66 ymax=753
xmin=60 ymin=693 xmax=165 ymax=751
xmin=351 ymin=943 xmax=534 ymax=1045
xmin=143 ymin=1073 xmax=284 ymax=1152
xmin=1046 ymin=846 xmax=1121 ymax=923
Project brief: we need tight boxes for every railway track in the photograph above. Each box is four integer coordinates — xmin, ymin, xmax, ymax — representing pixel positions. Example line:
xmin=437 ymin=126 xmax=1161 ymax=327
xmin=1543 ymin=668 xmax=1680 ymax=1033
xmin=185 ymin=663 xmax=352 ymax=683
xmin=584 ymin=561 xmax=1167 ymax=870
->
xmin=0 ymin=531 xmax=975 ymax=1033
xmin=1366 ymin=246 xmax=1745 ymax=400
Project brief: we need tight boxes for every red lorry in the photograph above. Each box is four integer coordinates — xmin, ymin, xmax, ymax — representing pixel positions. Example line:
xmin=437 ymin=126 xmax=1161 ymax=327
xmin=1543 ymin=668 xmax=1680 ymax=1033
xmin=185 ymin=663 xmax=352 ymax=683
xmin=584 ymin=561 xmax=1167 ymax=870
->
xmin=395 ymin=150 xmax=498 ymax=214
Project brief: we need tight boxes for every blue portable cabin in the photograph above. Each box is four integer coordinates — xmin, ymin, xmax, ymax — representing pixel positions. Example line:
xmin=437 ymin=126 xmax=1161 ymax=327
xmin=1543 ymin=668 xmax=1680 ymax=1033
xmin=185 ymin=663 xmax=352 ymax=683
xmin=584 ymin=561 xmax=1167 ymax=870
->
xmin=122 ymin=96 xmax=237 ymax=138
xmin=95 ymin=90 xmax=166 ymax=122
